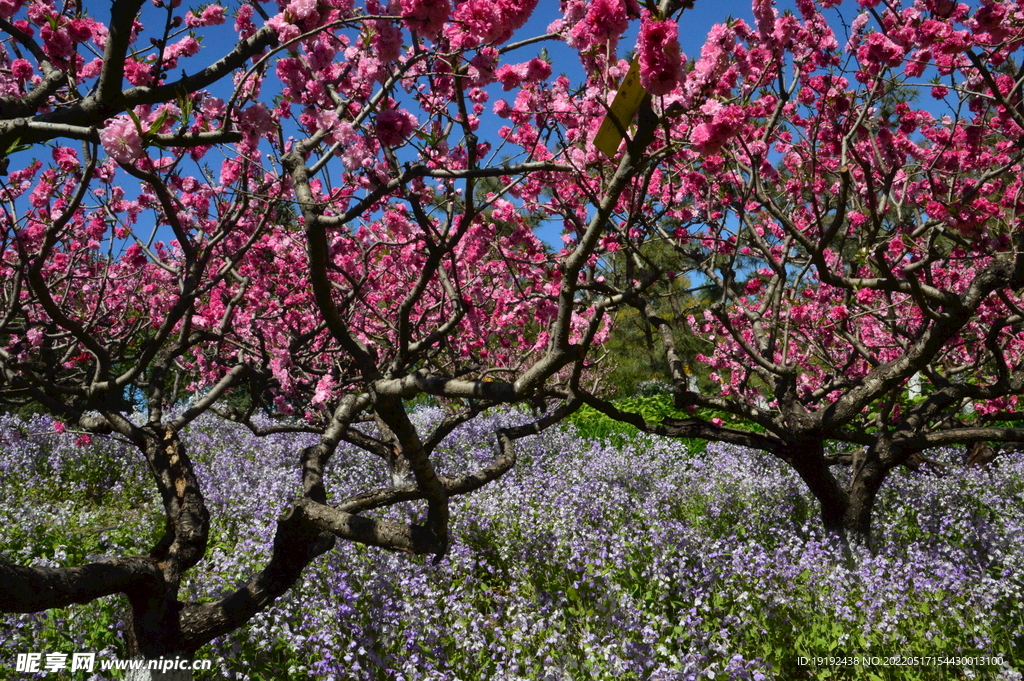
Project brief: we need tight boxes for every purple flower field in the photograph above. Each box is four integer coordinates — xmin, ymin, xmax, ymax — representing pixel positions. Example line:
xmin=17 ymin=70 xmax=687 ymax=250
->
xmin=1 ymin=408 xmax=1023 ymax=680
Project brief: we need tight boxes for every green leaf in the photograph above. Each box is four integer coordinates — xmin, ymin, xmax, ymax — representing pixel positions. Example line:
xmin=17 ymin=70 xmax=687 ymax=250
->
xmin=147 ymin=108 xmax=171 ymax=137
xmin=126 ymin=108 xmax=144 ymax=134
xmin=5 ymin=136 xmax=30 ymax=156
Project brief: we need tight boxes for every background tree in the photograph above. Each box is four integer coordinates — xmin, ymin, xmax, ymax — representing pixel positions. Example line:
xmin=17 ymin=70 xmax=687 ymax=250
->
xmin=578 ymin=0 xmax=1024 ymax=552
xmin=595 ymin=244 xmax=714 ymax=397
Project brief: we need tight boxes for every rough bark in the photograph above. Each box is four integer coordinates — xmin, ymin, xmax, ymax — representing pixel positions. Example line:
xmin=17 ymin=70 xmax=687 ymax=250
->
xmin=0 ymin=558 xmax=162 ymax=612
xmin=783 ymin=439 xmax=851 ymax=541
xmin=841 ymin=447 xmax=888 ymax=552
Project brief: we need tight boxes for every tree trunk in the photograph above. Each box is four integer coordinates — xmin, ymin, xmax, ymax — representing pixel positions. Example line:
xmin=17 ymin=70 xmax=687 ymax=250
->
xmin=123 ymin=426 xmax=209 ymax=678
xmin=842 ymin=449 xmax=887 ymax=553
xmin=784 ymin=439 xmax=854 ymax=551
xmin=374 ymin=410 xmax=418 ymax=486
xmin=124 ymin=592 xmax=192 ymax=680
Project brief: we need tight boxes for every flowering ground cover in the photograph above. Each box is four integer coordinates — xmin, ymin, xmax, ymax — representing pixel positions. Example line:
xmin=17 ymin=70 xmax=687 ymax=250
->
xmin=1 ymin=409 xmax=1022 ymax=680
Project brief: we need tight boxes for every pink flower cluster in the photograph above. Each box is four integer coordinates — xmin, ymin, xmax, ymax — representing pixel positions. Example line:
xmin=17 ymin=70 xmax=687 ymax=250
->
xmin=401 ymin=0 xmax=451 ymax=41
xmin=637 ymin=10 xmax=684 ymax=96
xmin=857 ymin=32 xmax=906 ymax=69
xmin=567 ymin=0 xmax=630 ymax=51
xmin=372 ymin=18 xmax=404 ymax=62
xmin=375 ymin=108 xmax=418 ymax=146
xmin=494 ymin=58 xmax=551 ymax=91
xmin=185 ymin=4 xmax=226 ymax=27
xmin=10 ymin=58 xmax=32 ymax=81
xmin=446 ymin=0 xmax=539 ymax=49
xmin=689 ymin=100 xmax=747 ymax=155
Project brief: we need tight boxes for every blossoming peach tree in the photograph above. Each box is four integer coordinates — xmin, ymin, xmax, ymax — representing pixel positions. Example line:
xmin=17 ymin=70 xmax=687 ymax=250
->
xmin=577 ymin=0 xmax=1024 ymax=551
xmin=0 ymin=0 xmax=695 ymax=673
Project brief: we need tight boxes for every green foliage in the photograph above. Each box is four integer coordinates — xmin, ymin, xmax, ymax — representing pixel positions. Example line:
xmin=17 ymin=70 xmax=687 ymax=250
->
xmin=568 ymin=394 xmax=685 ymax=447
xmin=568 ymin=393 xmax=732 ymax=452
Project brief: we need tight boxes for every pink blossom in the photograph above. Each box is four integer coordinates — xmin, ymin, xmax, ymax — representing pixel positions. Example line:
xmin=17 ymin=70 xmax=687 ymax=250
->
xmin=689 ymin=100 xmax=747 ymax=155
xmin=373 ymin=19 xmax=404 ymax=62
xmin=375 ymin=108 xmax=418 ymax=146
xmin=494 ymin=58 xmax=551 ymax=91
xmin=316 ymin=109 xmax=340 ymax=134
xmin=220 ymin=159 xmax=241 ymax=185
xmin=752 ymin=0 xmax=777 ymax=43
xmin=286 ymin=0 xmax=318 ymax=22
xmin=267 ymin=13 xmax=301 ymax=43
xmin=493 ymin=99 xmax=512 ymax=118
xmin=401 ymin=0 xmax=451 ymax=41
xmin=164 ymin=36 xmax=201 ymax=61
xmin=494 ymin=64 xmax=522 ymax=91
xmin=124 ymin=243 xmax=148 ymax=268
xmin=123 ymin=59 xmax=154 ymax=86
xmin=525 ymin=58 xmax=551 ymax=82
xmin=333 ymin=120 xmax=360 ymax=146
xmin=467 ymin=47 xmax=499 ymax=87
xmin=28 ymin=177 xmax=51 ymax=207
xmin=12 ymin=18 xmax=31 ymax=36
xmin=10 ymin=58 xmax=32 ymax=81
xmin=25 ymin=327 xmax=44 ymax=346
xmin=89 ymin=21 xmax=108 ymax=48
xmin=67 ymin=18 xmax=94 ymax=42
xmin=235 ymin=3 xmax=255 ymax=36
xmin=0 ymin=0 xmax=23 ymax=21
xmin=40 ymin=25 xmax=73 ymax=59
xmin=53 ymin=420 xmax=66 ymax=434
xmin=637 ymin=10 xmax=684 ymax=96
xmin=903 ymin=58 xmax=925 ymax=78
xmin=51 ymin=146 xmax=79 ymax=171
xmin=202 ymin=4 xmax=226 ymax=24
xmin=99 ymin=116 xmax=144 ymax=163
xmin=447 ymin=0 xmax=538 ymax=47
xmin=311 ymin=374 xmax=336 ymax=406
xmin=186 ymin=4 xmax=226 ymax=27
xmin=569 ymin=0 xmax=628 ymax=50
xmin=80 ymin=58 xmax=103 ymax=78
xmin=844 ymin=13 xmax=869 ymax=53
xmin=858 ymin=32 xmax=905 ymax=68
xmin=238 ymin=103 xmax=276 ymax=137
xmin=202 ymin=96 xmax=226 ymax=120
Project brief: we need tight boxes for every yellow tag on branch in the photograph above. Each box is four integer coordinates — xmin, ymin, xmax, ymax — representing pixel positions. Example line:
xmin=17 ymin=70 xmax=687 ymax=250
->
xmin=594 ymin=58 xmax=648 ymax=159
